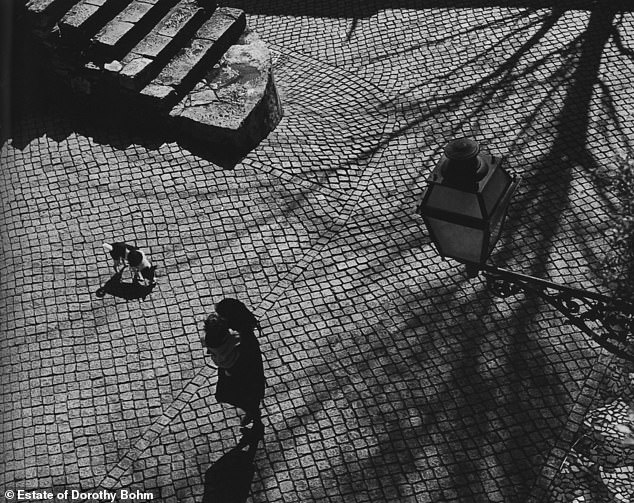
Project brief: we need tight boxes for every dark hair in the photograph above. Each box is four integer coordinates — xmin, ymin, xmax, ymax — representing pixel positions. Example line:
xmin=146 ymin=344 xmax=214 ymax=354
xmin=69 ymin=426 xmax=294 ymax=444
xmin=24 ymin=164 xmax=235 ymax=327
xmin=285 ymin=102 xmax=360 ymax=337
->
xmin=128 ymin=250 xmax=143 ymax=267
xmin=215 ymin=298 xmax=259 ymax=333
xmin=203 ymin=314 xmax=229 ymax=348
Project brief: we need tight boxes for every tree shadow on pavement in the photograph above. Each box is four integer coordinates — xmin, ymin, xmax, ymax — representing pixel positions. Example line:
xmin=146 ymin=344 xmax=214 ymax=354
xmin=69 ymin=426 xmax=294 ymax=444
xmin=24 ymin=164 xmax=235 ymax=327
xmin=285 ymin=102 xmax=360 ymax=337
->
xmin=201 ymin=425 xmax=263 ymax=503
xmin=367 ymin=4 xmax=629 ymax=282
xmin=264 ymin=4 xmax=633 ymax=502
xmin=219 ymin=0 xmax=627 ymax=18
xmin=219 ymin=0 xmax=631 ymax=43
xmin=257 ymin=6 xmax=633 ymax=500
xmin=428 ymin=6 xmax=624 ymax=501
xmin=379 ymin=5 xmax=627 ymax=502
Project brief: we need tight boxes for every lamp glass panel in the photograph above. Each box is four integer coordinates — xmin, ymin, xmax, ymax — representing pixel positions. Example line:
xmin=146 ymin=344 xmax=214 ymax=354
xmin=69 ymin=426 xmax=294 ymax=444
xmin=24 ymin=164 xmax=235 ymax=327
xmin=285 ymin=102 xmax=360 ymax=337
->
xmin=427 ymin=217 xmax=484 ymax=263
xmin=425 ymin=185 xmax=482 ymax=219
xmin=485 ymin=191 xmax=512 ymax=255
xmin=487 ymin=212 xmax=505 ymax=256
xmin=480 ymin=167 xmax=510 ymax=217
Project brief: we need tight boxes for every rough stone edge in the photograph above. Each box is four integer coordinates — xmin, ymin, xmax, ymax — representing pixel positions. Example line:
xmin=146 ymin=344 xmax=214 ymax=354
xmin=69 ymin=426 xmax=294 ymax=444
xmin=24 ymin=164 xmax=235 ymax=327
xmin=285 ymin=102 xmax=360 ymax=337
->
xmin=169 ymin=50 xmax=284 ymax=153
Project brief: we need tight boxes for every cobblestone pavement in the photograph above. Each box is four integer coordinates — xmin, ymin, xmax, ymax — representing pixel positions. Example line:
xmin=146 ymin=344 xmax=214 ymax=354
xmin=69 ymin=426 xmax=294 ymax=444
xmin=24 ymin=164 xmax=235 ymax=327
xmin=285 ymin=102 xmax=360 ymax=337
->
xmin=2 ymin=1 xmax=634 ymax=502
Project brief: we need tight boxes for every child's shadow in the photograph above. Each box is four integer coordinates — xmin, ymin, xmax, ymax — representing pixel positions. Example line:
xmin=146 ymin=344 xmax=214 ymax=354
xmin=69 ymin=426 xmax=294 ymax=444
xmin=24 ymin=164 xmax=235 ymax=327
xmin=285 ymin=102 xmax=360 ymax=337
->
xmin=95 ymin=269 xmax=156 ymax=300
xmin=201 ymin=425 xmax=263 ymax=503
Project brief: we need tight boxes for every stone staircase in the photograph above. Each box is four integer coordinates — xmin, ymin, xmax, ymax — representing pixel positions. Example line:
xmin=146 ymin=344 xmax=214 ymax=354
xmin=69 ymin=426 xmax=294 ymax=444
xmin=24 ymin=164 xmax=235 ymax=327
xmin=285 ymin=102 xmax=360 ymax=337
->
xmin=23 ymin=0 xmax=283 ymax=151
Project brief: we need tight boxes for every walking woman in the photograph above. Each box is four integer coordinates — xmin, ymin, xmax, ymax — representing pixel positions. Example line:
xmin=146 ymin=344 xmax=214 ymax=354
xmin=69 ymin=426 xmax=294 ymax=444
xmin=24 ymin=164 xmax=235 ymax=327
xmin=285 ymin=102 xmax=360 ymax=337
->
xmin=202 ymin=299 xmax=265 ymax=430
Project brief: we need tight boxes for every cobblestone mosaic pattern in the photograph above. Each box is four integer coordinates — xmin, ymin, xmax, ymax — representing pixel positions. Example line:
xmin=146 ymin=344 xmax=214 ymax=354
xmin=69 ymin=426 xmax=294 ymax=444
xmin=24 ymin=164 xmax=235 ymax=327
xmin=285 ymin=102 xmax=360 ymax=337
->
xmin=242 ymin=48 xmax=395 ymax=195
xmin=2 ymin=2 xmax=634 ymax=503
xmin=264 ymin=208 xmax=600 ymax=502
xmin=546 ymin=358 xmax=634 ymax=503
xmin=0 ymin=98 xmax=354 ymax=493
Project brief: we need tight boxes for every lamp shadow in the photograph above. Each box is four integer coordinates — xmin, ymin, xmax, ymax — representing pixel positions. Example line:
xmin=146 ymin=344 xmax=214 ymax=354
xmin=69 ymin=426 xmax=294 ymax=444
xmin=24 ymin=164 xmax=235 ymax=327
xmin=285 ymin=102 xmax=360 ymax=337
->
xmin=95 ymin=269 xmax=157 ymax=301
xmin=202 ymin=425 xmax=264 ymax=503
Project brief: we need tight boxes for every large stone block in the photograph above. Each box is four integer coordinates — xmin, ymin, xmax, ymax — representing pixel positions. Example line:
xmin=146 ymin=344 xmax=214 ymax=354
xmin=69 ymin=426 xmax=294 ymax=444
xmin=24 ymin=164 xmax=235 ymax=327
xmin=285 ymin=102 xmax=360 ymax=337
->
xmin=155 ymin=2 xmax=202 ymax=39
xmin=195 ymin=7 xmax=245 ymax=43
xmin=118 ymin=0 xmax=154 ymax=23
xmin=26 ymin=0 xmax=58 ymax=14
xmin=140 ymin=83 xmax=176 ymax=105
xmin=152 ymin=40 xmax=214 ymax=88
xmin=119 ymin=54 xmax=154 ymax=89
xmin=60 ymin=2 xmax=100 ymax=31
xmin=93 ymin=19 xmax=135 ymax=47
xmin=169 ymin=29 xmax=283 ymax=150
xmin=131 ymin=31 xmax=172 ymax=59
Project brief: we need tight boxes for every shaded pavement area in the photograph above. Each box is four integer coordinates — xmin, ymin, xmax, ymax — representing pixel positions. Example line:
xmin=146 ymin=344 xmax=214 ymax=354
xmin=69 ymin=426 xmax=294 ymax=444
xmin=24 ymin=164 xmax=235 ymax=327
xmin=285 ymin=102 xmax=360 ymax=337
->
xmin=2 ymin=1 xmax=634 ymax=502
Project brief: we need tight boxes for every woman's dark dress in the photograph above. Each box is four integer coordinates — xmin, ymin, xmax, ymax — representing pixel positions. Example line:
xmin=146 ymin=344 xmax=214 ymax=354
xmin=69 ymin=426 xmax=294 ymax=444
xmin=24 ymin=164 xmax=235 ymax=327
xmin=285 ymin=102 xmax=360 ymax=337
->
xmin=215 ymin=329 xmax=265 ymax=413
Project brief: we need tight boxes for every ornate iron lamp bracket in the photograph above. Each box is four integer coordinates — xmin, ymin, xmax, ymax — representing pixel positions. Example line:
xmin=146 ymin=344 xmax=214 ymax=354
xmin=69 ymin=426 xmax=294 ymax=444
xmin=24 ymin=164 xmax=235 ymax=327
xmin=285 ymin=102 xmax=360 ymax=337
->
xmin=481 ymin=264 xmax=634 ymax=361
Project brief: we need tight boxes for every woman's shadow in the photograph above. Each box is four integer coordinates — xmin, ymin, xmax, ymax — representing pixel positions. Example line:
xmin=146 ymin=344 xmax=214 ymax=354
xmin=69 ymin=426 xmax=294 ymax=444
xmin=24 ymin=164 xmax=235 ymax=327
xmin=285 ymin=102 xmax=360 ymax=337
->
xmin=95 ymin=268 xmax=157 ymax=301
xmin=202 ymin=424 xmax=264 ymax=503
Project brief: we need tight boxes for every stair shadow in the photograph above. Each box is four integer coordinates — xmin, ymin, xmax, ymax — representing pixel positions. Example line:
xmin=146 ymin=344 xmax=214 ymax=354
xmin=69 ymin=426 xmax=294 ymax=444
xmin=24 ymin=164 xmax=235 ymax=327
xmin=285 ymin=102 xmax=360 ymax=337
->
xmin=95 ymin=269 xmax=157 ymax=300
xmin=7 ymin=11 xmax=270 ymax=168
xmin=201 ymin=426 xmax=263 ymax=503
xmin=9 ymin=70 xmax=249 ymax=168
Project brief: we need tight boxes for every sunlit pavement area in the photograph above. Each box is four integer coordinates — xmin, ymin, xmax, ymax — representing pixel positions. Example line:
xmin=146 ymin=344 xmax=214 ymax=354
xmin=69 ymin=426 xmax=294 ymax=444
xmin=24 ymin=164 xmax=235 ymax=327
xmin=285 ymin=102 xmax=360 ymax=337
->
xmin=2 ymin=2 xmax=634 ymax=502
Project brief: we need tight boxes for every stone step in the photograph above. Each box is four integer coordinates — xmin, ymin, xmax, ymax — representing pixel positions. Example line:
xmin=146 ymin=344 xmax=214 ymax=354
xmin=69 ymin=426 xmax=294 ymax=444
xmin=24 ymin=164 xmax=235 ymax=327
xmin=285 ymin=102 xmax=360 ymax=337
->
xmin=169 ymin=29 xmax=283 ymax=150
xmin=89 ymin=0 xmax=181 ymax=63
xmin=139 ymin=7 xmax=245 ymax=110
xmin=22 ymin=1 xmax=283 ymax=155
xmin=58 ymin=0 xmax=132 ymax=45
xmin=26 ymin=0 xmax=77 ymax=29
xmin=111 ymin=0 xmax=211 ymax=91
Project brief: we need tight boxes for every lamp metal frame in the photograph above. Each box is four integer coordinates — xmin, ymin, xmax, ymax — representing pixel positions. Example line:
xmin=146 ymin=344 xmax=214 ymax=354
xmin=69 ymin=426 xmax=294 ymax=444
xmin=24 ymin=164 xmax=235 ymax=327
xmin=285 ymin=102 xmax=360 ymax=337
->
xmin=417 ymin=139 xmax=634 ymax=361
xmin=478 ymin=263 xmax=634 ymax=361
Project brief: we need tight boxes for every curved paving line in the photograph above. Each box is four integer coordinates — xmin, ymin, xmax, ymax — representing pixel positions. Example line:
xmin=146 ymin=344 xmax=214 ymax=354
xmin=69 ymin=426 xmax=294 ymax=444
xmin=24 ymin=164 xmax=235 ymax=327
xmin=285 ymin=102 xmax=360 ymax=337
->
xmin=244 ymin=43 xmax=395 ymax=202
xmin=97 ymin=364 xmax=217 ymax=490
xmin=246 ymin=45 xmax=399 ymax=312
xmin=526 ymin=349 xmax=615 ymax=503
xmin=95 ymin=46 xmax=399 ymax=491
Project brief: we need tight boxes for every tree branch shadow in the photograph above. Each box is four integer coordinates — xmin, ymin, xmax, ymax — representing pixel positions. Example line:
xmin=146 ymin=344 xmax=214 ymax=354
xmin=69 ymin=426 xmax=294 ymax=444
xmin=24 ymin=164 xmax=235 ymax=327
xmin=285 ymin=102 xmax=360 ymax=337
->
xmin=296 ymin=5 xmax=630 ymax=502
xmin=217 ymin=0 xmax=629 ymax=19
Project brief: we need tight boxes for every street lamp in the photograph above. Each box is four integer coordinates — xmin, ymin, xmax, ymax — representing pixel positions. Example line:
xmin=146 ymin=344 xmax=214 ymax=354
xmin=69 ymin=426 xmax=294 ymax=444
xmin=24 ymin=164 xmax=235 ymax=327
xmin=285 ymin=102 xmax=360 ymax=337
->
xmin=417 ymin=138 xmax=520 ymax=266
xmin=417 ymin=138 xmax=634 ymax=361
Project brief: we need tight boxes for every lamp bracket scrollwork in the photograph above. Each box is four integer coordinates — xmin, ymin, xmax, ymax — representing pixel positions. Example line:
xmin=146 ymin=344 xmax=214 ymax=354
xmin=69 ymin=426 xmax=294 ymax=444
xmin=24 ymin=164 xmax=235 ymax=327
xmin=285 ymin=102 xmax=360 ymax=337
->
xmin=481 ymin=265 xmax=634 ymax=362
